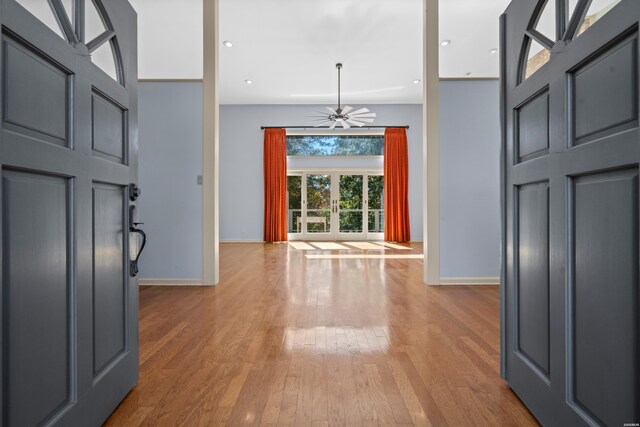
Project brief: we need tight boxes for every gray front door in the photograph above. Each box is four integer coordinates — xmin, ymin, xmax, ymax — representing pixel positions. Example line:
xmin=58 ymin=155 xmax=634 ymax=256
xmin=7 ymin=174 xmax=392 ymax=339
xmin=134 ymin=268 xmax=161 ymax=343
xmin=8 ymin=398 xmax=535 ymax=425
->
xmin=0 ymin=0 xmax=138 ymax=425
xmin=501 ymin=0 xmax=639 ymax=425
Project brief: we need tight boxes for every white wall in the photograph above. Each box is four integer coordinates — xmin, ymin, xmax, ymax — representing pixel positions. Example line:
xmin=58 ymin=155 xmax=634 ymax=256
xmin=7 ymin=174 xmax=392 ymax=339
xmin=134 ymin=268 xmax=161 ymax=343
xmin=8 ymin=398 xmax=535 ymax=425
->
xmin=137 ymin=80 xmax=501 ymax=280
xmin=219 ymin=104 xmax=424 ymax=241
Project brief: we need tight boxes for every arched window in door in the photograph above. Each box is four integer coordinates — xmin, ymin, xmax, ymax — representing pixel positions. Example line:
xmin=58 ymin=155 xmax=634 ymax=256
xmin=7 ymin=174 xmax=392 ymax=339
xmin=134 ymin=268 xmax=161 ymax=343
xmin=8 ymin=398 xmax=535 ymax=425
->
xmin=520 ymin=0 xmax=623 ymax=82
xmin=14 ymin=0 xmax=125 ymax=85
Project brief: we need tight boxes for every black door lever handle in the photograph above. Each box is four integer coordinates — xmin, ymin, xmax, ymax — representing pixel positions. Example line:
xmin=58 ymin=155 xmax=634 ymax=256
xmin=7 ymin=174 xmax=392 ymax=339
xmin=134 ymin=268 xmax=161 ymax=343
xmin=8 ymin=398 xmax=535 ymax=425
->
xmin=129 ymin=204 xmax=147 ymax=277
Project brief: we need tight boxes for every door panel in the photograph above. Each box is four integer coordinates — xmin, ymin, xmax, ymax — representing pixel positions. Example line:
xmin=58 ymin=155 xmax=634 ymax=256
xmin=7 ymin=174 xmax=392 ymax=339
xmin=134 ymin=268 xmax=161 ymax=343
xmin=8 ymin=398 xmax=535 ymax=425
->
xmin=92 ymin=183 xmax=126 ymax=376
xmin=0 ymin=0 xmax=138 ymax=425
xmin=3 ymin=35 xmax=71 ymax=147
xmin=515 ymin=89 xmax=549 ymax=163
xmin=572 ymin=169 xmax=638 ymax=426
xmin=92 ymin=89 xmax=127 ymax=164
xmin=515 ymin=181 xmax=550 ymax=377
xmin=3 ymin=171 xmax=71 ymax=427
xmin=502 ymin=0 xmax=640 ymax=425
xmin=572 ymin=35 xmax=637 ymax=144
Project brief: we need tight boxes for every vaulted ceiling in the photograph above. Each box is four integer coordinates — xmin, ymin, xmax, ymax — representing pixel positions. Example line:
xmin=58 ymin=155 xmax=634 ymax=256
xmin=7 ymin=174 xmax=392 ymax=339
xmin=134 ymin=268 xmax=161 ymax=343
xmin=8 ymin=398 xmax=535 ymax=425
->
xmin=130 ymin=0 xmax=511 ymax=104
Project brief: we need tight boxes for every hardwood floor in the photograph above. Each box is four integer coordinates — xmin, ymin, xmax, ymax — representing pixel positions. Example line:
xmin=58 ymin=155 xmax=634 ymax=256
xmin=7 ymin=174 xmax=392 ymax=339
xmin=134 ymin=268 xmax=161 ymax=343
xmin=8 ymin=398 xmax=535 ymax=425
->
xmin=106 ymin=242 xmax=538 ymax=426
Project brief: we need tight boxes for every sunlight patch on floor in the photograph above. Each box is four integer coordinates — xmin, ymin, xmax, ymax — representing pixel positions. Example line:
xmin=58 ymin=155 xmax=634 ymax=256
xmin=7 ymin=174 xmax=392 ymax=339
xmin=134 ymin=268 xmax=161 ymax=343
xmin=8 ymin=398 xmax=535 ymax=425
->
xmin=305 ymin=254 xmax=424 ymax=259
xmin=344 ymin=242 xmax=387 ymax=250
xmin=288 ymin=242 xmax=316 ymax=250
xmin=372 ymin=241 xmax=412 ymax=250
xmin=308 ymin=242 xmax=351 ymax=250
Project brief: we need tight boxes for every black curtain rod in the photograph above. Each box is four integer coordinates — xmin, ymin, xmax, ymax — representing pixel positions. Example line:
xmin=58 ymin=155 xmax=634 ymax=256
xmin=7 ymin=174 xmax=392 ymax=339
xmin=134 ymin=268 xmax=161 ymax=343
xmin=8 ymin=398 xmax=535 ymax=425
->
xmin=260 ymin=125 xmax=409 ymax=130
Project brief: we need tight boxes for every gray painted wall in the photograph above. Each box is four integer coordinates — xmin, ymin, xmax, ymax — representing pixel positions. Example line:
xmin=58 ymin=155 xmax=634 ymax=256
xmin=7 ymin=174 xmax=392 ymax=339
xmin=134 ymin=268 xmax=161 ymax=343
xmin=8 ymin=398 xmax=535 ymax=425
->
xmin=137 ymin=80 xmax=501 ymax=280
xmin=220 ymin=104 xmax=424 ymax=242
xmin=138 ymin=82 xmax=203 ymax=279
xmin=439 ymin=80 xmax=501 ymax=278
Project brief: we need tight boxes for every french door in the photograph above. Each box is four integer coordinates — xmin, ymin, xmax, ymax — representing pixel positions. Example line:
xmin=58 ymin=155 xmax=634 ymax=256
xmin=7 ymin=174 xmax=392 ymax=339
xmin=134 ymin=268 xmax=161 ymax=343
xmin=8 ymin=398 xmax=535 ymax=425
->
xmin=287 ymin=171 xmax=384 ymax=241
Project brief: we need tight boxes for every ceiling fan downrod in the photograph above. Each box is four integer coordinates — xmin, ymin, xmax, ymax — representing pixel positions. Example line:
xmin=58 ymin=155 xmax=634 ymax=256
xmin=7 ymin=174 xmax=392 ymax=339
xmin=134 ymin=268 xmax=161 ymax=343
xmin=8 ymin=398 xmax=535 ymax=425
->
xmin=336 ymin=63 xmax=342 ymax=115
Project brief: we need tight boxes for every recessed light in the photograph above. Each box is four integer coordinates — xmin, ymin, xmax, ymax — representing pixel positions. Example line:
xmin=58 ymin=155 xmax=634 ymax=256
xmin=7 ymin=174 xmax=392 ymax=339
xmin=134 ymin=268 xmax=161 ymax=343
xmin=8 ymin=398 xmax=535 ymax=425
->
xmin=245 ymin=79 xmax=253 ymax=85
xmin=223 ymin=40 xmax=233 ymax=48
xmin=440 ymin=40 xmax=451 ymax=46
xmin=490 ymin=48 xmax=498 ymax=54
xmin=413 ymin=79 xmax=421 ymax=84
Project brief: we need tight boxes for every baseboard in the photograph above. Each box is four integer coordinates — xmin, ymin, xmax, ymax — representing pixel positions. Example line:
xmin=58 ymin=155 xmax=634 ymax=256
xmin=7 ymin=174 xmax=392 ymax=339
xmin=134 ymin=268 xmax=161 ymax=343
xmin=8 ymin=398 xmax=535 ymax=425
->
xmin=220 ymin=240 xmax=263 ymax=243
xmin=139 ymin=278 xmax=206 ymax=286
xmin=439 ymin=277 xmax=500 ymax=286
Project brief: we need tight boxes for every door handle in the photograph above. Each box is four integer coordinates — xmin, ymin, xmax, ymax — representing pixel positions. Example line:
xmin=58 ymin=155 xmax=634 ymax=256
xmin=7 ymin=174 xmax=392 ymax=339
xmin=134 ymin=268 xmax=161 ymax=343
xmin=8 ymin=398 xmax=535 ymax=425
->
xmin=129 ymin=204 xmax=147 ymax=277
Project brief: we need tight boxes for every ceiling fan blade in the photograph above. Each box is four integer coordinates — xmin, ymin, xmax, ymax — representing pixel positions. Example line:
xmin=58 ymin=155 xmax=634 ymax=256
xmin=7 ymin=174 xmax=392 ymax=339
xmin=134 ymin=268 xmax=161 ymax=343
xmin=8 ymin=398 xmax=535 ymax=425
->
xmin=325 ymin=106 xmax=337 ymax=114
xmin=348 ymin=107 xmax=370 ymax=116
xmin=350 ymin=112 xmax=376 ymax=118
xmin=315 ymin=121 xmax=333 ymax=127
xmin=329 ymin=121 xmax=338 ymax=130
xmin=341 ymin=105 xmax=353 ymax=115
xmin=341 ymin=120 xmax=351 ymax=129
xmin=346 ymin=119 xmax=365 ymax=127
xmin=351 ymin=117 xmax=375 ymax=123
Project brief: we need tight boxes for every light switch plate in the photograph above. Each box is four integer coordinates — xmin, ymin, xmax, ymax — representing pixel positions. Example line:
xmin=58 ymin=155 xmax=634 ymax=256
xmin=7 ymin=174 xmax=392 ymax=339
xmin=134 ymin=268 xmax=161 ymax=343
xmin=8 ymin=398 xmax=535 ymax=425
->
xmin=197 ymin=175 xmax=203 ymax=185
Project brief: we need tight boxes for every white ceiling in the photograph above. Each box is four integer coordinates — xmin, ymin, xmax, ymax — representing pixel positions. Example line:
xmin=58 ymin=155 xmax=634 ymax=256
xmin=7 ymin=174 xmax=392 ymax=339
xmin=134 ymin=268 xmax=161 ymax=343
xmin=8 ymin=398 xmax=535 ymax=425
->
xmin=130 ymin=0 xmax=512 ymax=104
xmin=128 ymin=0 xmax=203 ymax=79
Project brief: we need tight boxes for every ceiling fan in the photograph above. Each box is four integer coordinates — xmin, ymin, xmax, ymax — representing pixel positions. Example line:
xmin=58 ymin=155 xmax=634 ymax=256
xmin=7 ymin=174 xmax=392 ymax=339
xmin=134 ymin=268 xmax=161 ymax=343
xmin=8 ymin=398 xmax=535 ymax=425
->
xmin=315 ymin=63 xmax=376 ymax=129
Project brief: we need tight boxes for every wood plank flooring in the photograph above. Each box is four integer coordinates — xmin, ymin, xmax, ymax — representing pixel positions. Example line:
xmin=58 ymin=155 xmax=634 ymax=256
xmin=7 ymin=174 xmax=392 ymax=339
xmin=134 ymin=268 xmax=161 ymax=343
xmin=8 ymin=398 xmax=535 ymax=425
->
xmin=106 ymin=242 xmax=538 ymax=426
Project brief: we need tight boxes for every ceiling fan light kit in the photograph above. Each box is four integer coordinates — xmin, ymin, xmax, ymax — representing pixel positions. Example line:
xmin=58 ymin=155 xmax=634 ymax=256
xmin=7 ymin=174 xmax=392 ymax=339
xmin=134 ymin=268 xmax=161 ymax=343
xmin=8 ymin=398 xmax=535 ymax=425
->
xmin=315 ymin=63 xmax=377 ymax=129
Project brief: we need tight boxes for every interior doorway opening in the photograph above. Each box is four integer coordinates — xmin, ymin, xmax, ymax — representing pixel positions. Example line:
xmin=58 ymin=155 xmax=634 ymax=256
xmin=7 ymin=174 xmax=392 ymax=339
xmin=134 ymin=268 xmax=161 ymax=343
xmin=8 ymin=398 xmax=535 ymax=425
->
xmin=287 ymin=170 xmax=384 ymax=241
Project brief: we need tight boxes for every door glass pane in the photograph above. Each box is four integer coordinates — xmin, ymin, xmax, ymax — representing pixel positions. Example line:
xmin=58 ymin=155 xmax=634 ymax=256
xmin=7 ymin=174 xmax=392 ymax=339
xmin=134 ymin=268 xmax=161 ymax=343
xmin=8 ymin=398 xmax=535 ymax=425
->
xmin=85 ymin=0 xmax=107 ymax=43
xmin=15 ymin=0 xmax=65 ymax=39
xmin=534 ymin=0 xmax=556 ymax=42
xmin=91 ymin=40 xmax=118 ymax=81
xmin=287 ymin=176 xmax=302 ymax=234
xmin=568 ymin=0 xmax=579 ymax=23
xmin=61 ymin=0 xmax=74 ymax=29
xmin=306 ymin=175 xmax=331 ymax=234
xmin=576 ymin=0 xmax=622 ymax=37
xmin=368 ymin=175 xmax=384 ymax=233
xmin=339 ymin=175 xmax=363 ymax=233
xmin=524 ymin=37 xmax=551 ymax=80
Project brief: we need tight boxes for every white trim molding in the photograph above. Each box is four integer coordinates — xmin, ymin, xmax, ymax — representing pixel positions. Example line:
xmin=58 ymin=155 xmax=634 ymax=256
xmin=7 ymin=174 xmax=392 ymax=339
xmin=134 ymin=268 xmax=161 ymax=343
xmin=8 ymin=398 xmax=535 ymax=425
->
xmin=424 ymin=0 xmax=440 ymax=286
xmin=139 ymin=278 xmax=205 ymax=286
xmin=202 ymin=0 xmax=219 ymax=286
xmin=440 ymin=277 xmax=500 ymax=286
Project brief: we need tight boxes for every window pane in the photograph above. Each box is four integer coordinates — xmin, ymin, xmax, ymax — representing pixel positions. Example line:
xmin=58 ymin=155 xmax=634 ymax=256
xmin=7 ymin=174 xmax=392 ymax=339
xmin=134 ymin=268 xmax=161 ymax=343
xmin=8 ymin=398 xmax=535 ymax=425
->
xmin=85 ymin=0 xmax=107 ymax=43
xmin=534 ymin=0 xmax=556 ymax=42
xmin=287 ymin=175 xmax=302 ymax=234
xmin=368 ymin=175 xmax=384 ymax=233
xmin=61 ymin=0 xmax=74 ymax=29
xmin=287 ymin=135 xmax=383 ymax=156
xmin=15 ymin=0 xmax=65 ymax=39
xmin=91 ymin=39 xmax=119 ymax=82
xmin=306 ymin=175 xmax=331 ymax=233
xmin=524 ymin=37 xmax=550 ymax=80
xmin=576 ymin=0 xmax=622 ymax=37
xmin=339 ymin=175 xmax=363 ymax=233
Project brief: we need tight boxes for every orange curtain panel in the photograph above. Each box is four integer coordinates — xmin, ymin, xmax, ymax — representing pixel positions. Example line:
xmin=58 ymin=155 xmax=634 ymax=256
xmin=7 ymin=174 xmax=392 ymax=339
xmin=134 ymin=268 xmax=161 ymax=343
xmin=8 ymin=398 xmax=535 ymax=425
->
xmin=263 ymin=128 xmax=288 ymax=242
xmin=384 ymin=128 xmax=411 ymax=242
